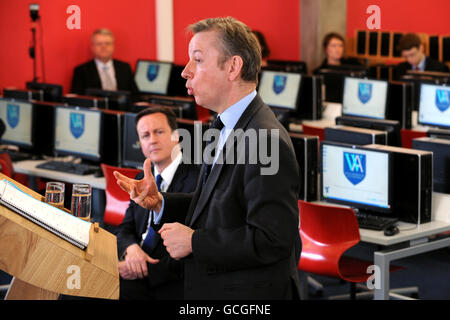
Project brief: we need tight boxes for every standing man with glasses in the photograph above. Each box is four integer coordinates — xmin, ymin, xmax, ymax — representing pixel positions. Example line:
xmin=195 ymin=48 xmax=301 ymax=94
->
xmin=115 ymin=17 xmax=302 ymax=299
xmin=71 ymin=28 xmax=138 ymax=95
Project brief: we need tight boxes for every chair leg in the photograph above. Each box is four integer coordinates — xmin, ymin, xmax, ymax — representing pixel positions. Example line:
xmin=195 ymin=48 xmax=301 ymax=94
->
xmin=307 ymin=276 xmax=324 ymax=296
xmin=350 ymin=282 xmax=356 ymax=300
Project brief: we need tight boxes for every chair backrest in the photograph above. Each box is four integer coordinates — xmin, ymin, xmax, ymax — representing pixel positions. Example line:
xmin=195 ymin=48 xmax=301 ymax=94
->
xmin=101 ymin=163 xmax=141 ymax=226
xmin=301 ymin=123 xmax=325 ymax=141
xmin=400 ymin=129 xmax=427 ymax=148
xmin=0 ymin=153 xmax=14 ymax=177
xmin=297 ymin=200 xmax=360 ymax=277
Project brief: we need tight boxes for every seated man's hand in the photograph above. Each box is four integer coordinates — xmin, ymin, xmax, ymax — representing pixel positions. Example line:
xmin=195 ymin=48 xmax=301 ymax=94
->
xmin=122 ymin=243 xmax=159 ymax=279
xmin=118 ymin=260 xmax=136 ymax=280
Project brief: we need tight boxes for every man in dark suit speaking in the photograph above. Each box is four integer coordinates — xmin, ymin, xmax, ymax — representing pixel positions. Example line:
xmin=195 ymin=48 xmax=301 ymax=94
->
xmin=71 ymin=28 xmax=137 ymax=94
xmin=115 ymin=17 xmax=302 ymax=300
xmin=117 ymin=107 xmax=200 ymax=300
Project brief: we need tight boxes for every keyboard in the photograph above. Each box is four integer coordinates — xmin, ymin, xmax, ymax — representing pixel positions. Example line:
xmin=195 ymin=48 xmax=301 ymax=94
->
xmin=356 ymin=211 xmax=398 ymax=231
xmin=36 ymin=161 xmax=99 ymax=176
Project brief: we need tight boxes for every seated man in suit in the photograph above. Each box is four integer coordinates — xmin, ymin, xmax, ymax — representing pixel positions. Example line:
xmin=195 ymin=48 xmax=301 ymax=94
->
xmin=71 ymin=28 xmax=138 ymax=94
xmin=117 ymin=106 xmax=200 ymax=300
xmin=394 ymin=33 xmax=449 ymax=80
xmin=115 ymin=17 xmax=302 ymax=300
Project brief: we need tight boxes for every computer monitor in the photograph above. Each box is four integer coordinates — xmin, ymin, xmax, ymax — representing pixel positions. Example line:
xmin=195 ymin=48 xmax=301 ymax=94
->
xmin=321 ymin=141 xmax=393 ymax=214
xmin=135 ymin=60 xmax=173 ymax=95
xmin=2 ymin=88 xmax=43 ymax=101
xmin=258 ymin=70 xmax=302 ymax=111
xmin=122 ymin=112 xmax=146 ymax=169
xmin=146 ymin=95 xmax=198 ymax=120
xmin=168 ymin=64 xmax=189 ymax=97
xmin=26 ymin=82 xmax=63 ymax=102
xmin=418 ymin=83 xmax=450 ymax=129
xmin=63 ymin=94 xmax=108 ymax=109
xmin=317 ymin=67 xmax=367 ymax=103
xmin=0 ymin=98 xmax=34 ymax=148
xmin=342 ymin=77 xmax=389 ymax=119
xmin=335 ymin=115 xmax=402 ymax=147
xmin=400 ymin=73 xmax=449 ymax=110
xmin=85 ymin=88 xmax=132 ymax=111
xmin=265 ymin=60 xmax=307 ymax=74
xmin=54 ymin=106 xmax=103 ymax=161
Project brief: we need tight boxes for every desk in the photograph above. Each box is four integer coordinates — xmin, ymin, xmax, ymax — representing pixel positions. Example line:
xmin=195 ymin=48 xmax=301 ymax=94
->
xmin=360 ymin=221 xmax=450 ymax=300
xmin=315 ymin=198 xmax=450 ymax=300
xmin=13 ymin=159 xmax=106 ymax=190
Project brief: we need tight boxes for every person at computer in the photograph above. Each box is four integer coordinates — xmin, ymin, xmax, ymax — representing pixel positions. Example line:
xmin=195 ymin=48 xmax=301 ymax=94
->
xmin=71 ymin=28 xmax=138 ymax=95
xmin=114 ymin=17 xmax=302 ymax=299
xmin=313 ymin=32 xmax=362 ymax=74
xmin=393 ymin=33 xmax=449 ymax=80
xmin=116 ymin=107 xmax=200 ymax=300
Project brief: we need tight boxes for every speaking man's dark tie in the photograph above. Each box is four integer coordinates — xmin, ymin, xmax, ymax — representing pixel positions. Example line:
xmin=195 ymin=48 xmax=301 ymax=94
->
xmin=203 ymin=116 xmax=224 ymax=185
xmin=141 ymin=174 xmax=163 ymax=254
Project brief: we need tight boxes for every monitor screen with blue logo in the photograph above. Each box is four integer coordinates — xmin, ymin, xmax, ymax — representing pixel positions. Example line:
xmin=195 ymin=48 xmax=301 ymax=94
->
xmin=418 ymin=83 xmax=450 ymax=128
xmin=321 ymin=142 xmax=391 ymax=213
xmin=342 ymin=77 xmax=389 ymax=119
xmin=258 ymin=70 xmax=301 ymax=110
xmin=122 ymin=112 xmax=146 ymax=169
xmin=0 ymin=98 xmax=33 ymax=147
xmin=54 ymin=106 xmax=102 ymax=161
xmin=135 ymin=60 xmax=173 ymax=95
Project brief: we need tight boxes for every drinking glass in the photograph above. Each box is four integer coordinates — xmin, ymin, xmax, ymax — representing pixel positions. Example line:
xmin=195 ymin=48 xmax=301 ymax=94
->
xmin=71 ymin=183 xmax=91 ymax=221
xmin=45 ymin=182 xmax=65 ymax=210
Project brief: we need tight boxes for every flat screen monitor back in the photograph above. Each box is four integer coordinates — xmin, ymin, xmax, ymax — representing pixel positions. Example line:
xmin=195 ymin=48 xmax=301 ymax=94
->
xmin=122 ymin=112 xmax=146 ymax=169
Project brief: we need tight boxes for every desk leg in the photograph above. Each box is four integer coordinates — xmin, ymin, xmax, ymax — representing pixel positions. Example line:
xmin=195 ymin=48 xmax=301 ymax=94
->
xmin=374 ymin=252 xmax=390 ymax=300
xmin=5 ymin=277 xmax=59 ymax=300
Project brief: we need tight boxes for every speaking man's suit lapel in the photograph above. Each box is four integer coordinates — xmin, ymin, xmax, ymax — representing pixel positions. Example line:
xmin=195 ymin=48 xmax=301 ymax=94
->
xmin=187 ymin=95 xmax=264 ymax=227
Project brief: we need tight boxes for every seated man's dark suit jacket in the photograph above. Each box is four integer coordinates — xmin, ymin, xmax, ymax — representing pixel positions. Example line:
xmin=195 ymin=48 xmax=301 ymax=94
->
xmin=394 ymin=57 xmax=450 ymax=80
xmin=157 ymin=94 xmax=302 ymax=300
xmin=71 ymin=59 xmax=138 ymax=95
xmin=117 ymin=162 xmax=200 ymax=299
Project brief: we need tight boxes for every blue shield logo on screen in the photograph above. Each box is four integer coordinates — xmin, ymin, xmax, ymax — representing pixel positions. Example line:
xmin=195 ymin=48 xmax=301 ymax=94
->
xmin=272 ymin=75 xmax=287 ymax=94
xmin=146 ymin=64 xmax=160 ymax=82
xmin=358 ymin=82 xmax=372 ymax=104
xmin=343 ymin=152 xmax=366 ymax=185
xmin=70 ymin=112 xmax=85 ymax=139
xmin=435 ymin=89 xmax=450 ymax=112
xmin=6 ymin=104 xmax=19 ymax=129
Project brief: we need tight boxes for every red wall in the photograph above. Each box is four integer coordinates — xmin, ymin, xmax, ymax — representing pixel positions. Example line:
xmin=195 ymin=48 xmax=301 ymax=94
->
xmin=0 ymin=0 xmax=157 ymax=93
xmin=173 ymin=0 xmax=300 ymax=65
xmin=0 ymin=0 xmax=300 ymax=94
xmin=347 ymin=0 xmax=450 ymax=37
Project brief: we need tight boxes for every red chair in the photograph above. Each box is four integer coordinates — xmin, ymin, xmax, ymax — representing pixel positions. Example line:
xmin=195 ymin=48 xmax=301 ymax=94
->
xmin=0 ymin=153 xmax=31 ymax=187
xmin=297 ymin=200 xmax=417 ymax=299
xmin=101 ymin=163 xmax=141 ymax=227
xmin=400 ymin=129 xmax=427 ymax=149
xmin=302 ymin=123 xmax=325 ymax=141
xmin=0 ymin=153 xmax=14 ymax=177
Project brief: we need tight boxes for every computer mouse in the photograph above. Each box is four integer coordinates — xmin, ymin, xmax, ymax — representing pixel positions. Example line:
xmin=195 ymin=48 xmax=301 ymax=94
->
xmin=383 ymin=225 xmax=399 ymax=236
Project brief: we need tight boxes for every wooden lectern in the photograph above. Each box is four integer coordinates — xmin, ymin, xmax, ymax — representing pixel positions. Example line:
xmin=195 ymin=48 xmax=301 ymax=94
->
xmin=0 ymin=173 xmax=119 ymax=300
